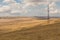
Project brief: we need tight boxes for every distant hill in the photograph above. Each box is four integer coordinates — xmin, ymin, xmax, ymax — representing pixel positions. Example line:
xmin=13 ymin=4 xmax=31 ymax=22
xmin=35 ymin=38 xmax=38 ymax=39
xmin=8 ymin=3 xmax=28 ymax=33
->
xmin=33 ymin=16 xmax=60 ymax=20
xmin=0 ymin=16 xmax=60 ymax=19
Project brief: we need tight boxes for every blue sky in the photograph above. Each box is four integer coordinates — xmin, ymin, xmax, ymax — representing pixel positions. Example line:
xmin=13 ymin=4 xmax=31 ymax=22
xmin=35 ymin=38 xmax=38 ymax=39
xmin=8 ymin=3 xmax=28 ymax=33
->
xmin=0 ymin=0 xmax=60 ymax=17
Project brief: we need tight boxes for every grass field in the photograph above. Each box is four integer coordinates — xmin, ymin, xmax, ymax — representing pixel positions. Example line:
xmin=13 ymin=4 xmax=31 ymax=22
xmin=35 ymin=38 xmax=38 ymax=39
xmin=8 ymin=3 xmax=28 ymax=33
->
xmin=0 ymin=17 xmax=60 ymax=40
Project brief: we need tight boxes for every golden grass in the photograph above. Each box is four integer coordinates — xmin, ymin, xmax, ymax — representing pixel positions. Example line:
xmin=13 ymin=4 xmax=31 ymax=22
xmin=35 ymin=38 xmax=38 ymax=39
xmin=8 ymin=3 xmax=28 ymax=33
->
xmin=0 ymin=20 xmax=60 ymax=40
xmin=0 ymin=17 xmax=60 ymax=33
xmin=0 ymin=17 xmax=60 ymax=40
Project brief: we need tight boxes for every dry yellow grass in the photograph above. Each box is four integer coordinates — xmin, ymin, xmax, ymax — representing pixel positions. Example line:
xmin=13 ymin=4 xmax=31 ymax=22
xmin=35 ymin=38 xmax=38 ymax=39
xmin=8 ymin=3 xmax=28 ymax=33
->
xmin=0 ymin=17 xmax=60 ymax=33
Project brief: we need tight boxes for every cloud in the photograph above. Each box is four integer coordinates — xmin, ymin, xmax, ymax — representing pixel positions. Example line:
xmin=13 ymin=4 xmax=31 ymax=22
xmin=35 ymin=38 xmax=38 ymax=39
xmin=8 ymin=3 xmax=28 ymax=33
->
xmin=49 ymin=2 xmax=58 ymax=14
xmin=51 ymin=0 xmax=60 ymax=2
xmin=23 ymin=0 xmax=59 ymax=14
xmin=0 ymin=5 xmax=11 ymax=13
xmin=0 ymin=0 xmax=60 ymax=16
xmin=24 ymin=0 xmax=47 ymax=3
xmin=22 ymin=0 xmax=49 ymax=9
xmin=0 ymin=0 xmax=27 ymax=14
xmin=3 ymin=0 xmax=15 ymax=3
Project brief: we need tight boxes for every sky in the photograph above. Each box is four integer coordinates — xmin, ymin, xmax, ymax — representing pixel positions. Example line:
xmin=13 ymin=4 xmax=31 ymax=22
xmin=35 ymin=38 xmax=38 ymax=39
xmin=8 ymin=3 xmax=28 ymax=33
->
xmin=0 ymin=0 xmax=60 ymax=17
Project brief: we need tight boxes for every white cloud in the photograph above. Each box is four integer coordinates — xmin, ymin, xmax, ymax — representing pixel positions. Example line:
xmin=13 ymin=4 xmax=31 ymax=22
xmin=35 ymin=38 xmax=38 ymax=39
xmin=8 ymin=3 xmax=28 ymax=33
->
xmin=0 ymin=0 xmax=60 ymax=16
xmin=0 ymin=0 xmax=28 ymax=14
xmin=0 ymin=5 xmax=11 ymax=13
xmin=10 ymin=3 xmax=28 ymax=14
xmin=23 ymin=0 xmax=59 ymax=14
xmin=51 ymin=0 xmax=60 ymax=2
xmin=23 ymin=0 xmax=48 ymax=6
xmin=3 ymin=0 xmax=15 ymax=3
xmin=49 ymin=2 xmax=58 ymax=14
xmin=3 ymin=0 xmax=12 ymax=2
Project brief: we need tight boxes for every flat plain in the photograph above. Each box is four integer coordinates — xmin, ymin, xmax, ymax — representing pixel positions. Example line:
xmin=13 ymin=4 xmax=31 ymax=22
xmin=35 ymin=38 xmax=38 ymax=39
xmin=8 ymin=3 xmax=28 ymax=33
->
xmin=0 ymin=17 xmax=60 ymax=40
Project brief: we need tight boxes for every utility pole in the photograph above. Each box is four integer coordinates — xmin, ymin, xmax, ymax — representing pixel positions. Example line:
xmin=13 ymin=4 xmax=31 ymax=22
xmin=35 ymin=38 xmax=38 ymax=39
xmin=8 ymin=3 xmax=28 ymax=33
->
xmin=47 ymin=2 xmax=50 ymax=24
